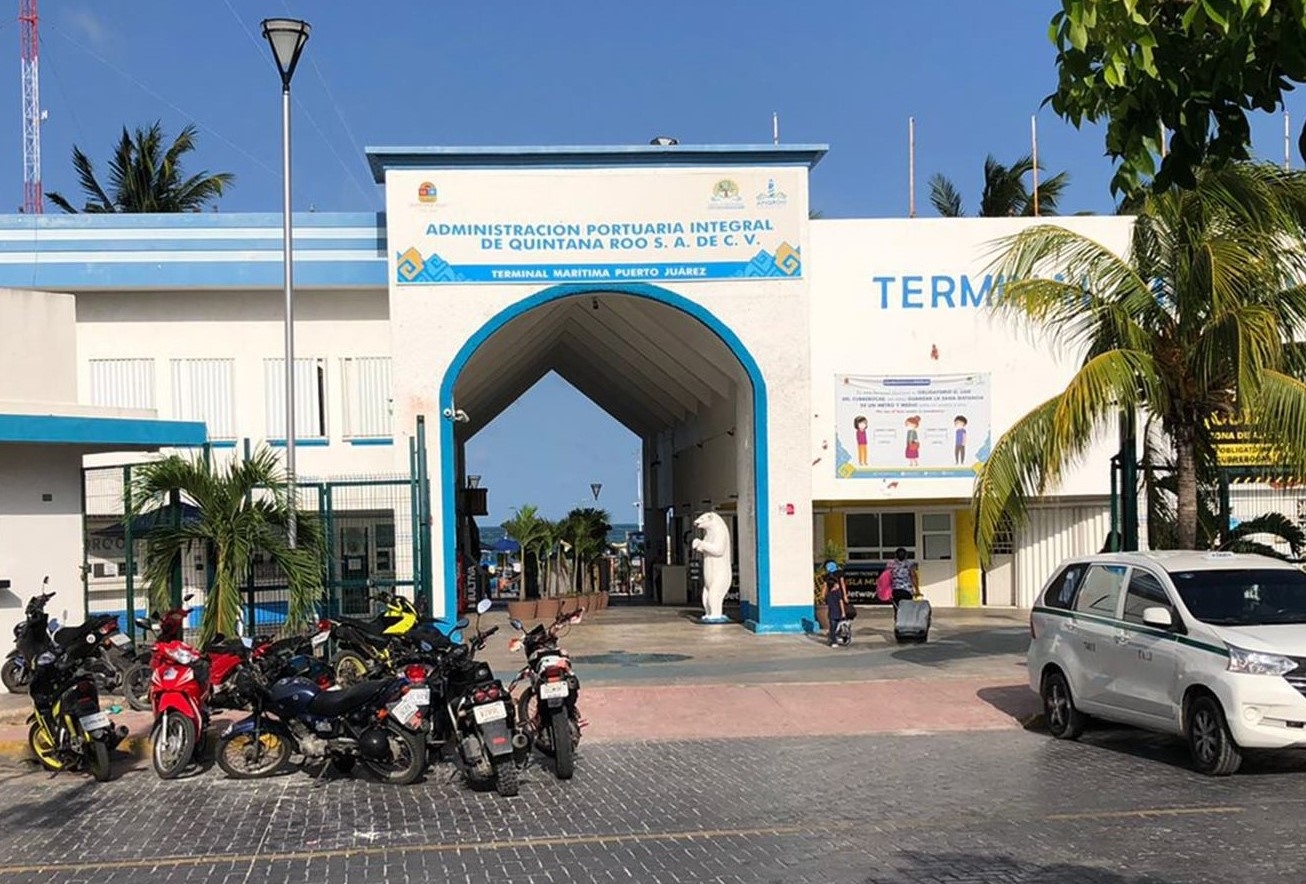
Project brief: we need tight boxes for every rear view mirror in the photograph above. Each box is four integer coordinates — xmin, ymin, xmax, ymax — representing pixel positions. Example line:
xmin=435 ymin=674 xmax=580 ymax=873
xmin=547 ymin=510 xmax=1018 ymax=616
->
xmin=1142 ymin=606 xmax=1173 ymax=629
xmin=476 ymin=598 xmax=493 ymax=616
xmin=509 ymin=618 xmax=523 ymax=631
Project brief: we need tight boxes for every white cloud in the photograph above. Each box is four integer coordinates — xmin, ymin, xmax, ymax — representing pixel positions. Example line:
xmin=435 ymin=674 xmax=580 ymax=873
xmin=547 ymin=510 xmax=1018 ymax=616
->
xmin=65 ymin=6 xmax=111 ymax=48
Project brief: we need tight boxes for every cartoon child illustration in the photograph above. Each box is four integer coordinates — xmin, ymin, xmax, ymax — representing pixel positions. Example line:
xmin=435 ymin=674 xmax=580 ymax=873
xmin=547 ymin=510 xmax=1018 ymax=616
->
xmin=853 ymin=416 xmax=869 ymax=466
xmin=954 ymin=415 xmax=968 ymax=464
xmin=904 ymin=415 xmax=921 ymax=465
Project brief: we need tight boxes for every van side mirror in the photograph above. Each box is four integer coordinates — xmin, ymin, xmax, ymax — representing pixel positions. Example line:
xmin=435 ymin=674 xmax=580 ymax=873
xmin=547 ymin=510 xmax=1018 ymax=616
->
xmin=1141 ymin=606 xmax=1173 ymax=629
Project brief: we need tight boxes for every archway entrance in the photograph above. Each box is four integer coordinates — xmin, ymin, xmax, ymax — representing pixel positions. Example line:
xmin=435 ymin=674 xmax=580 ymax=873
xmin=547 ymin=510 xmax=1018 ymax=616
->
xmin=437 ymin=283 xmax=770 ymax=624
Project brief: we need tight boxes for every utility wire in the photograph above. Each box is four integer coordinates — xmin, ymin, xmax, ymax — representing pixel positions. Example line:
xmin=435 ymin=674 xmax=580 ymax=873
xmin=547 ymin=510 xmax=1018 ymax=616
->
xmin=222 ymin=0 xmax=377 ymax=207
xmin=46 ymin=22 xmax=279 ymax=177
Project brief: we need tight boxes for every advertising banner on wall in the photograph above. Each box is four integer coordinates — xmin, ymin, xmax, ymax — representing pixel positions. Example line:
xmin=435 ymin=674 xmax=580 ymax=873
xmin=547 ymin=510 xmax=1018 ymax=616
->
xmin=834 ymin=373 xmax=992 ymax=479
xmin=385 ymin=168 xmax=805 ymax=285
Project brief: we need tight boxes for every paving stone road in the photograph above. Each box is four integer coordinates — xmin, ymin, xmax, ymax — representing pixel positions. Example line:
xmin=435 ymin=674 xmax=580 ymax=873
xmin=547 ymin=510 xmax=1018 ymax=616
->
xmin=1 ymin=725 xmax=1305 ymax=883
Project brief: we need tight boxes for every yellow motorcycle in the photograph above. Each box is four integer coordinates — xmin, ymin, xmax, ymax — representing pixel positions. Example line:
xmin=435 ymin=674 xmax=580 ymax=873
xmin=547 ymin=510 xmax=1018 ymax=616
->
xmin=314 ymin=589 xmax=420 ymax=687
xmin=27 ymin=646 xmax=127 ymax=782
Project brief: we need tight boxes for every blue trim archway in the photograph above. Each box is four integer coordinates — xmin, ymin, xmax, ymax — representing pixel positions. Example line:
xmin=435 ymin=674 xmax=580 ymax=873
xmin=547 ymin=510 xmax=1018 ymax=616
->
xmin=437 ymin=282 xmax=773 ymax=628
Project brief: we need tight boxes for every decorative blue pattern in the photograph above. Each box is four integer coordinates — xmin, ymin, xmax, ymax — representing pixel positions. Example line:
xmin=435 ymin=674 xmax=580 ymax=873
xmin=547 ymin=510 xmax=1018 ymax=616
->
xmin=394 ymin=247 xmax=803 ymax=284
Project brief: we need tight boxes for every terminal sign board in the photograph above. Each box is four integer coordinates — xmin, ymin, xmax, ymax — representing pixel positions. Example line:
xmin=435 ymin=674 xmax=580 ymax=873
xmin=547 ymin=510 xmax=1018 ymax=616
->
xmin=386 ymin=168 xmax=806 ymax=286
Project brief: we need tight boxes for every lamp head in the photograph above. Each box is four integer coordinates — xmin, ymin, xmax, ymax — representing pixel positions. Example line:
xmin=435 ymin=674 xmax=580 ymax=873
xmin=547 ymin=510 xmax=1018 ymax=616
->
xmin=261 ymin=18 xmax=311 ymax=88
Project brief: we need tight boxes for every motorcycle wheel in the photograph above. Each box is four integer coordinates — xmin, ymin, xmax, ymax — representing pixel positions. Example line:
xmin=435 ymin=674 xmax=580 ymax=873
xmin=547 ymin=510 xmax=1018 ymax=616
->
xmin=360 ymin=724 xmax=426 ymax=786
xmin=87 ymin=740 xmax=112 ymax=782
xmin=151 ymin=714 xmax=196 ymax=780
xmin=333 ymin=652 xmax=369 ymax=688
xmin=1 ymin=659 xmax=28 ymax=694
xmin=493 ymin=758 xmax=519 ymax=797
xmin=550 ymin=713 xmax=575 ymax=781
xmin=216 ymin=731 xmax=290 ymax=779
xmin=27 ymin=721 xmax=62 ymax=771
xmin=124 ymin=663 xmax=152 ymax=712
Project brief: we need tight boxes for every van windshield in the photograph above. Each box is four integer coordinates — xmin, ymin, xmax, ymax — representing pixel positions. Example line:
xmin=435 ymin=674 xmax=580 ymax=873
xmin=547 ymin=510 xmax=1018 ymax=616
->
xmin=1167 ymin=568 xmax=1306 ymax=626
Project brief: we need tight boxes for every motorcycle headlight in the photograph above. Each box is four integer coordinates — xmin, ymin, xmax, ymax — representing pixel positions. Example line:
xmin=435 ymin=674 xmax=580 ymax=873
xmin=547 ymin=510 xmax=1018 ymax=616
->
xmin=1227 ymin=645 xmax=1299 ymax=677
xmin=169 ymin=648 xmax=196 ymax=665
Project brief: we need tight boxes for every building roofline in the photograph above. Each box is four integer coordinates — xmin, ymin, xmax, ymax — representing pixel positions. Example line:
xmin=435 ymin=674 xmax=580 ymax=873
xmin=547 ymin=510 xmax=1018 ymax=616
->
xmin=365 ymin=143 xmax=829 ymax=182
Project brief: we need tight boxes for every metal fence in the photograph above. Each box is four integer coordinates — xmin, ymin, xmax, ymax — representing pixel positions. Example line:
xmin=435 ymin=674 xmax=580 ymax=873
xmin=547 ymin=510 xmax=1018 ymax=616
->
xmin=81 ymin=420 xmax=433 ymax=639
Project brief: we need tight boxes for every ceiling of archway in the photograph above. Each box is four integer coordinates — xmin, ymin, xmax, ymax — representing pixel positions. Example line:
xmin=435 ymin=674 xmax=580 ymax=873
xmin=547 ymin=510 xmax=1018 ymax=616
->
xmin=453 ymin=293 xmax=744 ymax=439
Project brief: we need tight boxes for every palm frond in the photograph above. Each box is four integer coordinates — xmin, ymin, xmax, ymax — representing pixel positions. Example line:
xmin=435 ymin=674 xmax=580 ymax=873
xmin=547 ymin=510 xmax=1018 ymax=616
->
xmin=928 ymin=174 xmax=964 ymax=217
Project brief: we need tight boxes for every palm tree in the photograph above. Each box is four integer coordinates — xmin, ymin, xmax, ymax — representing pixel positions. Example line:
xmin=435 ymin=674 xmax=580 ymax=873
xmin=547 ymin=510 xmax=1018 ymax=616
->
xmin=972 ymin=162 xmax=1306 ymax=562
xmin=929 ymin=154 xmax=1070 ymax=217
xmin=128 ymin=447 xmax=323 ymax=645
xmin=562 ymin=507 xmax=612 ymax=592
xmin=500 ymin=505 xmax=545 ymax=601
xmin=46 ymin=122 xmax=234 ymax=213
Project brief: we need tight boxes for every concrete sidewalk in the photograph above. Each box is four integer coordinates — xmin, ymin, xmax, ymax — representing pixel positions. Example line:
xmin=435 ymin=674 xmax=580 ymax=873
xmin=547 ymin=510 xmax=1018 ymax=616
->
xmin=0 ymin=605 xmax=1040 ymax=763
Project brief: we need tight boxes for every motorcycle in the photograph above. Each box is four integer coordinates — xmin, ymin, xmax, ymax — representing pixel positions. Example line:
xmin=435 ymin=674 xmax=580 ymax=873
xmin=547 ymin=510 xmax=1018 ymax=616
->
xmin=148 ymin=636 xmax=209 ymax=779
xmin=319 ymin=588 xmax=418 ymax=686
xmin=508 ymin=605 xmax=586 ymax=780
xmin=315 ymin=588 xmax=460 ymax=686
xmin=2 ymin=578 xmax=59 ymax=693
xmin=426 ymin=598 xmax=528 ymax=797
xmin=216 ymin=623 xmax=427 ymax=785
xmin=123 ymin=594 xmax=196 ymax=711
xmin=25 ymin=617 xmax=128 ymax=781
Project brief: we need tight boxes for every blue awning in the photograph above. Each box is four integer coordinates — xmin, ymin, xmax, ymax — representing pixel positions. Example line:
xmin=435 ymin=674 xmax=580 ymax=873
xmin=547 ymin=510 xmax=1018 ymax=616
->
xmin=0 ymin=413 xmax=207 ymax=448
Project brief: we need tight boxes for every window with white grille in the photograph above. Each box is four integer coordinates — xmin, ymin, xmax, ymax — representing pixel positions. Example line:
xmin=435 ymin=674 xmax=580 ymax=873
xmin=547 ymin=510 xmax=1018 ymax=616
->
xmin=170 ymin=359 xmax=236 ymax=439
xmin=89 ymin=359 xmax=155 ymax=409
xmin=340 ymin=357 xmax=392 ymax=438
xmin=264 ymin=358 xmax=328 ymax=440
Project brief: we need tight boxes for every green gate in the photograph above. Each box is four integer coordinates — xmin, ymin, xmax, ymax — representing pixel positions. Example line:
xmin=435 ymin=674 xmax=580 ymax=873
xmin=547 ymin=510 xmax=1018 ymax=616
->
xmin=81 ymin=417 xmax=433 ymax=638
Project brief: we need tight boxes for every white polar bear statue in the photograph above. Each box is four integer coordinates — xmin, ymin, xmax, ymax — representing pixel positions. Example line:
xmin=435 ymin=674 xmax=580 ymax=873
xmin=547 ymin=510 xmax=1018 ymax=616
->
xmin=691 ymin=511 xmax=732 ymax=622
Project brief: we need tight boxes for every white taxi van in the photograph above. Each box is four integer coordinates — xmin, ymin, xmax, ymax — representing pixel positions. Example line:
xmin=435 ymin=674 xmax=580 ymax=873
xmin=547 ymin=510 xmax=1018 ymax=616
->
xmin=1028 ymin=551 xmax=1306 ymax=775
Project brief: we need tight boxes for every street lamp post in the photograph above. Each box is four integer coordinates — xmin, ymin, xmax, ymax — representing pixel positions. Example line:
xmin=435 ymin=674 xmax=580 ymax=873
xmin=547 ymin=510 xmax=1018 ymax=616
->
xmin=261 ymin=17 xmax=310 ymax=547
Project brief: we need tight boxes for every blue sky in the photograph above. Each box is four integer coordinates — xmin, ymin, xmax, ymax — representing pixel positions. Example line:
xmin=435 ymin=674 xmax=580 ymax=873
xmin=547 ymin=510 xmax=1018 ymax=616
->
xmin=13 ymin=1 xmax=1306 ymax=525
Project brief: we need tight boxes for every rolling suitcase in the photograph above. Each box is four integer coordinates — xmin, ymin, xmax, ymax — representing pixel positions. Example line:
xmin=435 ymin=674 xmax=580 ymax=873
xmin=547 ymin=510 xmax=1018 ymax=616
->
xmin=894 ymin=597 xmax=931 ymax=643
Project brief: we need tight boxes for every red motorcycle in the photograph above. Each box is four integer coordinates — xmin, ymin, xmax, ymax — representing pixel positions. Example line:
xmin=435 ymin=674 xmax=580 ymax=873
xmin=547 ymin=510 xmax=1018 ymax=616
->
xmin=148 ymin=635 xmax=211 ymax=779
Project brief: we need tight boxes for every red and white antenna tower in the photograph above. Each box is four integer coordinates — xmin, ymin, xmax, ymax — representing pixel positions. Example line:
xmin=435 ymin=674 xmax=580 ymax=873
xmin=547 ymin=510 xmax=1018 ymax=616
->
xmin=19 ymin=0 xmax=42 ymax=214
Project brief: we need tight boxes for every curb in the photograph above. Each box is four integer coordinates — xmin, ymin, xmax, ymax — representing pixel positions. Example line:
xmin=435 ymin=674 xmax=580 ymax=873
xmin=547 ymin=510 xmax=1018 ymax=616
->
xmin=0 ymin=735 xmax=153 ymax=764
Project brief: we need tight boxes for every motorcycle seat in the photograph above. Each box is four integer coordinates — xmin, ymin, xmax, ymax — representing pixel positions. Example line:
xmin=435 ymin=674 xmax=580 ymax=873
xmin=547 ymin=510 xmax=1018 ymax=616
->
xmin=52 ymin=625 xmax=94 ymax=648
xmin=306 ymin=678 xmax=395 ymax=717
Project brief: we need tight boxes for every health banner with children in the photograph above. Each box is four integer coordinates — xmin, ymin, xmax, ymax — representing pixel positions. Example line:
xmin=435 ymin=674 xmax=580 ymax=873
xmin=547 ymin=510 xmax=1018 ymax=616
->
xmin=834 ymin=373 xmax=992 ymax=479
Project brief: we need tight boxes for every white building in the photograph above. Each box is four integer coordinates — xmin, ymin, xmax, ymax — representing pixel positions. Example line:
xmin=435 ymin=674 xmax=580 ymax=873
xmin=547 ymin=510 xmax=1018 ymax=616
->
xmin=0 ymin=144 xmax=1135 ymax=639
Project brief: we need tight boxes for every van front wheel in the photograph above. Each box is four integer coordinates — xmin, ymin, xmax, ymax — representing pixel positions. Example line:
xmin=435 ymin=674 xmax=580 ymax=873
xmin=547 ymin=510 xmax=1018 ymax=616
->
xmin=1187 ymin=694 xmax=1242 ymax=776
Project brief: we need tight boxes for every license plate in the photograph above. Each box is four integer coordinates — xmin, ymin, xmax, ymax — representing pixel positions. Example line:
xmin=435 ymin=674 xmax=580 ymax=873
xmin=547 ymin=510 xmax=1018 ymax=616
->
xmin=108 ymin=633 xmax=131 ymax=647
xmin=539 ymin=681 xmax=569 ymax=700
xmin=79 ymin=711 xmax=110 ymax=732
xmin=310 ymin=630 xmax=330 ymax=646
xmin=472 ymin=701 xmax=507 ymax=724
xmin=406 ymin=687 xmax=430 ymax=705
xmin=390 ymin=695 xmax=421 ymax=727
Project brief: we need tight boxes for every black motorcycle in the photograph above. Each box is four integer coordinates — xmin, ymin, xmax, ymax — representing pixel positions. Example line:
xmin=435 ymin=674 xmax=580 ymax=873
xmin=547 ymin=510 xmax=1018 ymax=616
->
xmin=25 ymin=616 xmax=128 ymax=781
xmin=215 ymin=625 xmax=427 ymax=785
xmin=2 ymin=578 xmax=57 ymax=693
xmin=424 ymin=598 xmax=528 ymax=797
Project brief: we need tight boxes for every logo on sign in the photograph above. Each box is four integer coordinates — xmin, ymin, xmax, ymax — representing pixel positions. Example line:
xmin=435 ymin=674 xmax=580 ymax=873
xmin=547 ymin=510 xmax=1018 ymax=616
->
xmin=709 ymin=178 xmax=744 ymax=210
xmin=417 ymin=182 xmax=438 ymax=203
xmin=756 ymin=178 xmax=787 ymax=208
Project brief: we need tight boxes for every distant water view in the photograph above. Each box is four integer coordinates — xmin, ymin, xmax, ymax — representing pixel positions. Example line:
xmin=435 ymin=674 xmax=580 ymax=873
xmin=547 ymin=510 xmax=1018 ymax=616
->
xmin=477 ymin=523 xmax=641 ymax=552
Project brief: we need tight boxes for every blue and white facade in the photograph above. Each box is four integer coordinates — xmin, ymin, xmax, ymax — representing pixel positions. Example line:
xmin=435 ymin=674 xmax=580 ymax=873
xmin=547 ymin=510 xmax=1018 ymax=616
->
xmin=0 ymin=144 xmax=1138 ymax=636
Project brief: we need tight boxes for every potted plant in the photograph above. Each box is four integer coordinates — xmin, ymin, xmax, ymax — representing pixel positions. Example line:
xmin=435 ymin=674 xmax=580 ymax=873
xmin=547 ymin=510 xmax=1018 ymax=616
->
xmin=506 ymin=597 xmax=537 ymax=622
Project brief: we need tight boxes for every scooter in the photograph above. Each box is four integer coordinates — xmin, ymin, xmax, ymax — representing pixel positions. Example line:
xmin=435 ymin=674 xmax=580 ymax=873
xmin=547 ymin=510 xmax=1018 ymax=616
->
xmin=123 ymin=594 xmax=195 ymax=711
xmin=508 ymin=605 xmax=586 ymax=780
xmin=26 ymin=617 xmax=127 ymax=781
xmin=2 ymin=578 xmax=59 ymax=693
xmin=148 ymin=636 xmax=209 ymax=779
